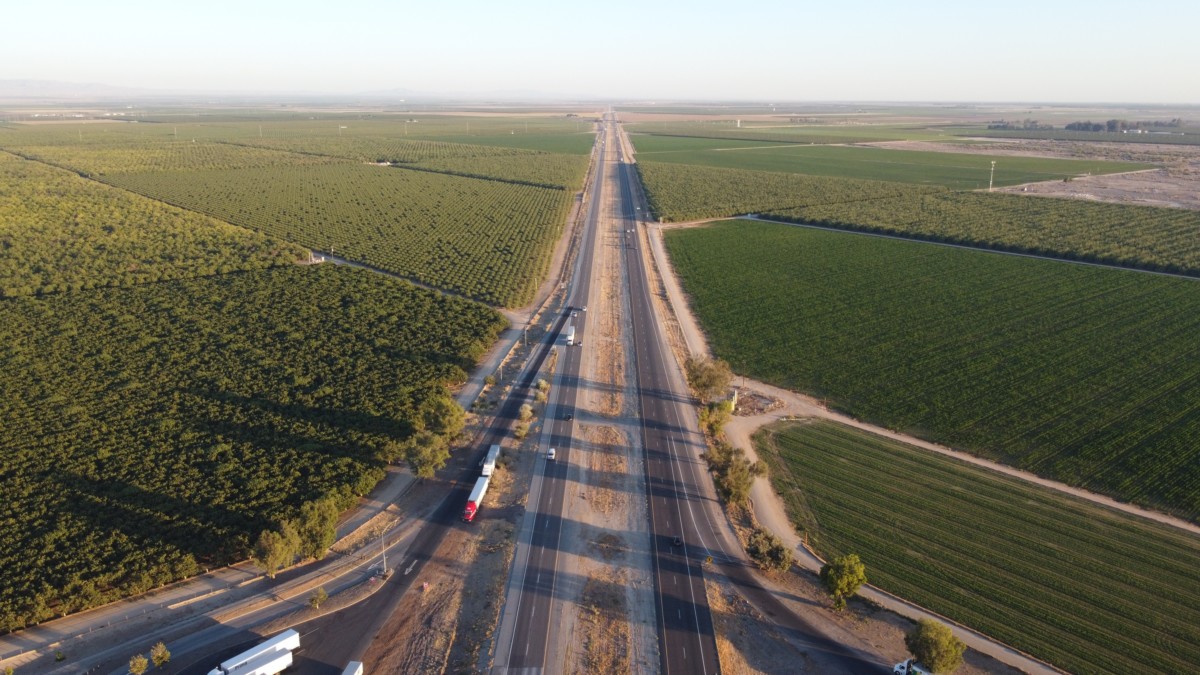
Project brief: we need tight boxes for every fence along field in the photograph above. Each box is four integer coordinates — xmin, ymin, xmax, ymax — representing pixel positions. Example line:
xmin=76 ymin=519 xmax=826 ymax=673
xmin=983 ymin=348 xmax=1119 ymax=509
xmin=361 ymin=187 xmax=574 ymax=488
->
xmin=755 ymin=420 xmax=1200 ymax=674
xmin=0 ymin=151 xmax=306 ymax=297
xmin=0 ymin=265 xmax=506 ymax=632
xmin=105 ymin=163 xmax=574 ymax=306
xmin=638 ymin=161 xmax=1200 ymax=275
xmin=665 ymin=220 xmax=1200 ymax=520
xmin=629 ymin=134 xmax=1151 ymax=188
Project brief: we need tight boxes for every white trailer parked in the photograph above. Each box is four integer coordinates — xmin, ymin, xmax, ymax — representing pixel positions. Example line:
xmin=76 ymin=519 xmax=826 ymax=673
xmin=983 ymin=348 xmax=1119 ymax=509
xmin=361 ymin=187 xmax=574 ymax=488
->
xmin=207 ymin=629 xmax=299 ymax=675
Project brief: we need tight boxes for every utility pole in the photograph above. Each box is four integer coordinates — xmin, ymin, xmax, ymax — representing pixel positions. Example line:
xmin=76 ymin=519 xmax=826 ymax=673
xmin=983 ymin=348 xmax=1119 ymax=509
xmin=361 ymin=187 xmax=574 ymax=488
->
xmin=989 ymin=161 xmax=997 ymax=192
xmin=380 ymin=532 xmax=387 ymax=574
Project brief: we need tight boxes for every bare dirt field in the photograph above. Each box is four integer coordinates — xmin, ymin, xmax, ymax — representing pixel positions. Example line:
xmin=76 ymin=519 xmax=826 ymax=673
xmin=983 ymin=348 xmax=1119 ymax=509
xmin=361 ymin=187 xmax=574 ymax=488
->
xmin=870 ymin=138 xmax=1200 ymax=209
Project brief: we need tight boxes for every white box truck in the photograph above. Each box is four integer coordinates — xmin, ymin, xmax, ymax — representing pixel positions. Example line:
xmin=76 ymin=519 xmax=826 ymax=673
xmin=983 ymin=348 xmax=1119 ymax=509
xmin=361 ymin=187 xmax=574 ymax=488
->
xmin=565 ymin=324 xmax=575 ymax=346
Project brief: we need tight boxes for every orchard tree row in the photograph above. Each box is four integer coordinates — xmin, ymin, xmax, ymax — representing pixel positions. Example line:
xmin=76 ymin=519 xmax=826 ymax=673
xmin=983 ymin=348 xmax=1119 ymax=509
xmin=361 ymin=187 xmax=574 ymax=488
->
xmin=0 ymin=265 xmax=505 ymax=631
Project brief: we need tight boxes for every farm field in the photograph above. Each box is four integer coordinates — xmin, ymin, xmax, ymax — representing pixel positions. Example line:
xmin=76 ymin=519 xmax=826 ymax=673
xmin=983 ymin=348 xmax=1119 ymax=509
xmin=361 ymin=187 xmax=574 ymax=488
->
xmin=629 ymin=135 xmax=1151 ymax=188
xmin=665 ymin=220 xmax=1200 ymax=520
xmin=105 ymin=163 xmax=574 ymax=306
xmin=0 ymin=151 xmax=305 ymax=297
xmin=624 ymin=121 xmax=939 ymax=144
xmin=636 ymin=161 xmax=934 ymax=222
xmin=229 ymin=137 xmax=588 ymax=189
xmin=3 ymin=141 xmax=342 ymax=175
xmin=755 ymin=420 xmax=1200 ymax=674
xmin=968 ymin=127 xmax=1200 ymax=146
xmin=638 ymin=162 xmax=1200 ymax=274
xmin=0 ymin=264 xmax=506 ymax=632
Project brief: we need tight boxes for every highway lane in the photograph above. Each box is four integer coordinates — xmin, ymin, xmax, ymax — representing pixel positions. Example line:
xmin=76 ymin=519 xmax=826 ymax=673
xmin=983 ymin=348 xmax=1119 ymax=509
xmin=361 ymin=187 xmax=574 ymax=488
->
xmin=614 ymin=120 xmax=881 ymax=673
xmin=614 ymin=125 xmax=719 ymax=675
xmin=492 ymin=118 xmax=609 ymax=673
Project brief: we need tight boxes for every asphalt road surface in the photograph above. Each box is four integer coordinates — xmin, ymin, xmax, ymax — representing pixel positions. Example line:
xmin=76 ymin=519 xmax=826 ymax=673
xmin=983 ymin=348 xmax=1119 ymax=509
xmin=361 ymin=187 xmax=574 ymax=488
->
xmin=491 ymin=117 xmax=609 ymax=673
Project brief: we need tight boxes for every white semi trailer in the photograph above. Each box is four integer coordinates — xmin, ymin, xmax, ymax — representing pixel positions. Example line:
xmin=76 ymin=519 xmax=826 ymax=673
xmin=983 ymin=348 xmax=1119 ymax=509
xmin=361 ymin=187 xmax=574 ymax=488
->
xmin=482 ymin=444 xmax=502 ymax=477
xmin=207 ymin=629 xmax=299 ymax=675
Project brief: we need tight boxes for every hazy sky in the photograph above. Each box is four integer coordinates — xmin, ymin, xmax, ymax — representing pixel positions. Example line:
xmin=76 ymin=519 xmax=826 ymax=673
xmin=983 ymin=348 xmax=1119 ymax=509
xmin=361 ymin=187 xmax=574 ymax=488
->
xmin=6 ymin=0 xmax=1198 ymax=102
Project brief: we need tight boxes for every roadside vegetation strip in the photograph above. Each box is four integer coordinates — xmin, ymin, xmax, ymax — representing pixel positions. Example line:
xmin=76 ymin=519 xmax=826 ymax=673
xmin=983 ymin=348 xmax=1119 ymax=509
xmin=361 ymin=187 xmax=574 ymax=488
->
xmin=0 ymin=151 xmax=306 ymax=298
xmin=0 ymin=264 xmax=506 ymax=633
xmin=629 ymin=136 xmax=1149 ymax=188
xmin=638 ymin=161 xmax=1200 ymax=274
xmin=103 ymin=163 xmax=573 ymax=307
xmin=664 ymin=220 xmax=1200 ymax=520
xmin=755 ymin=420 xmax=1200 ymax=674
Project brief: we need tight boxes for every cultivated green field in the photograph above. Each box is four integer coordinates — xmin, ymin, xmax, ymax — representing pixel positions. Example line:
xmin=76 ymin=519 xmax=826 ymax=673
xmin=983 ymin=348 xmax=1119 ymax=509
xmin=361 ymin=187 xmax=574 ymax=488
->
xmin=755 ymin=420 xmax=1200 ymax=674
xmin=639 ymin=162 xmax=1200 ymax=274
xmin=4 ymin=141 xmax=341 ymax=175
xmin=636 ymin=161 xmax=933 ymax=222
xmin=969 ymin=127 xmax=1200 ymax=146
xmin=767 ymin=191 xmax=1200 ymax=275
xmin=230 ymin=137 xmax=588 ymax=188
xmin=0 ymin=152 xmax=305 ymax=297
xmin=625 ymin=121 xmax=936 ymax=144
xmin=630 ymin=135 xmax=1150 ymax=188
xmin=0 ymin=264 xmax=506 ymax=632
xmin=666 ymin=220 xmax=1200 ymax=520
xmin=105 ymin=163 xmax=573 ymax=306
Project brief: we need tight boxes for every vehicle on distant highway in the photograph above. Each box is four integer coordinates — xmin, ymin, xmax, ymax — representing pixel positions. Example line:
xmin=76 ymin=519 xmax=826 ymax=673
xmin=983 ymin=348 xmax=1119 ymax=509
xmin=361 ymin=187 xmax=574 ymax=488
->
xmin=547 ymin=448 xmax=556 ymax=461
xmin=564 ymin=412 xmax=573 ymax=421
xmin=565 ymin=324 xmax=575 ymax=346
xmin=672 ymin=536 xmax=682 ymax=547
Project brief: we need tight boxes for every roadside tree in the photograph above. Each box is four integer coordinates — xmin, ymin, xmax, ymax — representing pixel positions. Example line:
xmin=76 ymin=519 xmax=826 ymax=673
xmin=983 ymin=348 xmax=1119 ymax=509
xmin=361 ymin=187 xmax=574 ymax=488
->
xmin=149 ymin=642 xmax=170 ymax=668
xmin=685 ymin=356 xmax=733 ymax=403
xmin=298 ymin=497 xmax=340 ymax=560
xmin=252 ymin=521 xmax=301 ymax=578
xmin=820 ymin=553 xmax=867 ymax=610
xmin=905 ymin=619 xmax=966 ymax=673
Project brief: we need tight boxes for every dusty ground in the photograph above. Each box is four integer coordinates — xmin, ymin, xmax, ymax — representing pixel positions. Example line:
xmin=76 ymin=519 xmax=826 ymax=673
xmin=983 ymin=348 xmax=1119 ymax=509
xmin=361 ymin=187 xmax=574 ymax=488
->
xmin=997 ymin=168 xmax=1200 ymax=209
xmin=362 ymin=445 xmax=525 ymax=674
xmin=869 ymin=138 xmax=1200 ymax=210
